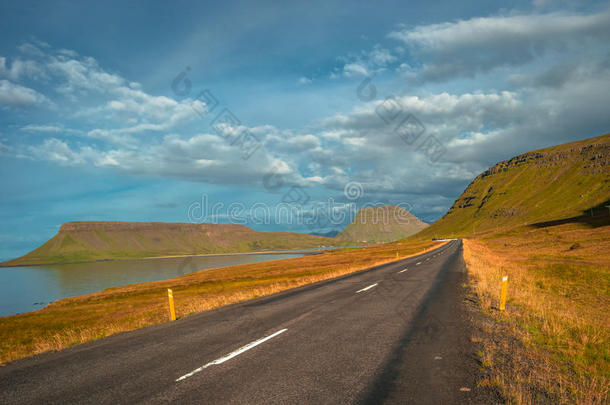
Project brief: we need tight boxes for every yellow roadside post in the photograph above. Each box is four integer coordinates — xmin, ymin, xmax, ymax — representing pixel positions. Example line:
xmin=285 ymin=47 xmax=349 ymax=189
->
xmin=499 ymin=276 xmax=508 ymax=311
xmin=167 ymin=289 xmax=176 ymax=321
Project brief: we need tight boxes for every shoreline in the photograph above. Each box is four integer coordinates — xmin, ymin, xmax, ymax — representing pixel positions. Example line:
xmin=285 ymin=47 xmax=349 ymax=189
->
xmin=0 ymin=250 xmax=327 ymax=318
xmin=0 ymin=246 xmax=361 ymax=268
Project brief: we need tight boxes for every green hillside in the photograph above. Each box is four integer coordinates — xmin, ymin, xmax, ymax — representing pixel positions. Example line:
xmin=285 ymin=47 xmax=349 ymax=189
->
xmin=338 ymin=205 xmax=428 ymax=242
xmin=1 ymin=222 xmax=344 ymax=266
xmin=416 ymin=133 xmax=610 ymax=238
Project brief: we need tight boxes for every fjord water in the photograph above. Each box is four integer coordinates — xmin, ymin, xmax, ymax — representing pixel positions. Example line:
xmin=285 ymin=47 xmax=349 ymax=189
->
xmin=0 ymin=253 xmax=303 ymax=317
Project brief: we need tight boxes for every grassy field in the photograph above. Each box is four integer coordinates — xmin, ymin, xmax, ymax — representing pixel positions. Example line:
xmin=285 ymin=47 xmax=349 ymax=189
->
xmin=462 ymin=215 xmax=609 ymax=404
xmin=0 ymin=238 xmax=441 ymax=365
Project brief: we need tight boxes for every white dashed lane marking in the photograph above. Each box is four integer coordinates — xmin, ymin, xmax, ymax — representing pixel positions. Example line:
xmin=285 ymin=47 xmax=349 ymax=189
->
xmin=176 ymin=329 xmax=288 ymax=382
xmin=356 ymin=283 xmax=378 ymax=293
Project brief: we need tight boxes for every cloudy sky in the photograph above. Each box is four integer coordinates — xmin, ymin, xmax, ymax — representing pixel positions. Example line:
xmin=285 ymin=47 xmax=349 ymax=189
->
xmin=1 ymin=0 xmax=609 ymax=260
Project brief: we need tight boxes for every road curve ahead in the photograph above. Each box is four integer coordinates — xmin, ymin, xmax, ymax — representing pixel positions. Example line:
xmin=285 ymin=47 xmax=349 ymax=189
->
xmin=0 ymin=240 xmax=496 ymax=404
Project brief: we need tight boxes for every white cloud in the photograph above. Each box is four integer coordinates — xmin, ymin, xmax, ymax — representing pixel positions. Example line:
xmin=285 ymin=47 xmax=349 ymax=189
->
xmin=20 ymin=124 xmax=63 ymax=133
xmin=47 ymin=55 xmax=126 ymax=94
xmin=28 ymin=138 xmax=87 ymax=164
xmin=343 ymin=62 xmax=369 ymax=77
xmin=298 ymin=76 xmax=312 ymax=84
xmin=3 ymin=45 xmax=200 ymax=144
xmin=388 ymin=9 xmax=610 ymax=81
xmin=106 ymin=86 xmax=191 ymax=123
xmin=266 ymin=132 xmax=321 ymax=152
xmin=0 ymin=80 xmax=47 ymax=107
xmin=0 ymin=57 xmax=46 ymax=81
xmin=24 ymin=129 xmax=307 ymax=188
xmin=368 ymin=45 xmax=396 ymax=66
xmin=17 ymin=42 xmax=47 ymax=57
xmin=337 ymin=45 xmax=397 ymax=79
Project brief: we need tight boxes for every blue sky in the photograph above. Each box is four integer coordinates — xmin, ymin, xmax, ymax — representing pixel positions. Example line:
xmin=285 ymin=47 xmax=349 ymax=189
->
xmin=1 ymin=0 xmax=610 ymax=260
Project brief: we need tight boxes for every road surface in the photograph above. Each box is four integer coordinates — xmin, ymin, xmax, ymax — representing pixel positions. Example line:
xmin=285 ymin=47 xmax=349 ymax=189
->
xmin=0 ymin=240 xmax=497 ymax=404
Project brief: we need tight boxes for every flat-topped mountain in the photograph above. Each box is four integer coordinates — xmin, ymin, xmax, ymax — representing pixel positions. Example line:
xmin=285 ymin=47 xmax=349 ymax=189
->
xmin=1 ymin=222 xmax=341 ymax=266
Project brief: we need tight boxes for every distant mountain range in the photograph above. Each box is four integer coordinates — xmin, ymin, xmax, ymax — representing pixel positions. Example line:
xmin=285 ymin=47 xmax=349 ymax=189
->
xmin=1 ymin=205 xmax=428 ymax=266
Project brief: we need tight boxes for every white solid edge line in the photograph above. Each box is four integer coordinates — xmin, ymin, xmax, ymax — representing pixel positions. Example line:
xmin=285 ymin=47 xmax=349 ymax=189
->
xmin=398 ymin=268 xmax=408 ymax=274
xmin=356 ymin=283 xmax=378 ymax=293
xmin=176 ymin=329 xmax=288 ymax=382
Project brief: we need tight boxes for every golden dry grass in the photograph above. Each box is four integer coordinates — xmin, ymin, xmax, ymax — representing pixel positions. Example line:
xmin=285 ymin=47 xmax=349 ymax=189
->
xmin=0 ymin=239 xmax=442 ymax=365
xmin=463 ymin=219 xmax=609 ymax=404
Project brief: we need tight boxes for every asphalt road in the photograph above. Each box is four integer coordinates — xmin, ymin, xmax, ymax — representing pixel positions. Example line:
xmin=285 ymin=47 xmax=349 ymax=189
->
xmin=0 ymin=240 xmax=498 ymax=404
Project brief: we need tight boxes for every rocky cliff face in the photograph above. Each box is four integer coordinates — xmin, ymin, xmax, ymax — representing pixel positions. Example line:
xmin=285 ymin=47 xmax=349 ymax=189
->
xmin=479 ymin=141 xmax=609 ymax=178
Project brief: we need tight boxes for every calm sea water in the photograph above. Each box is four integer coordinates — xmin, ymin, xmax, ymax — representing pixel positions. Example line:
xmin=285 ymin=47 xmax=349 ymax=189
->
xmin=0 ymin=253 xmax=304 ymax=317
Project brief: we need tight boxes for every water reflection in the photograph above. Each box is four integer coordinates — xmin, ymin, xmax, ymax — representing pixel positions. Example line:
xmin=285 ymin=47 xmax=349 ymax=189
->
xmin=0 ymin=253 xmax=303 ymax=317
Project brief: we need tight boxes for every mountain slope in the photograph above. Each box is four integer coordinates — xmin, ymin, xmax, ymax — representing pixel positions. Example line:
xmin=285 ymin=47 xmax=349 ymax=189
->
xmin=338 ymin=205 xmax=428 ymax=242
xmin=417 ymin=134 xmax=610 ymax=238
xmin=429 ymin=134 xmax=610 ymax=402
xmin=1 ymin=222 xmax=342 ymax=266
